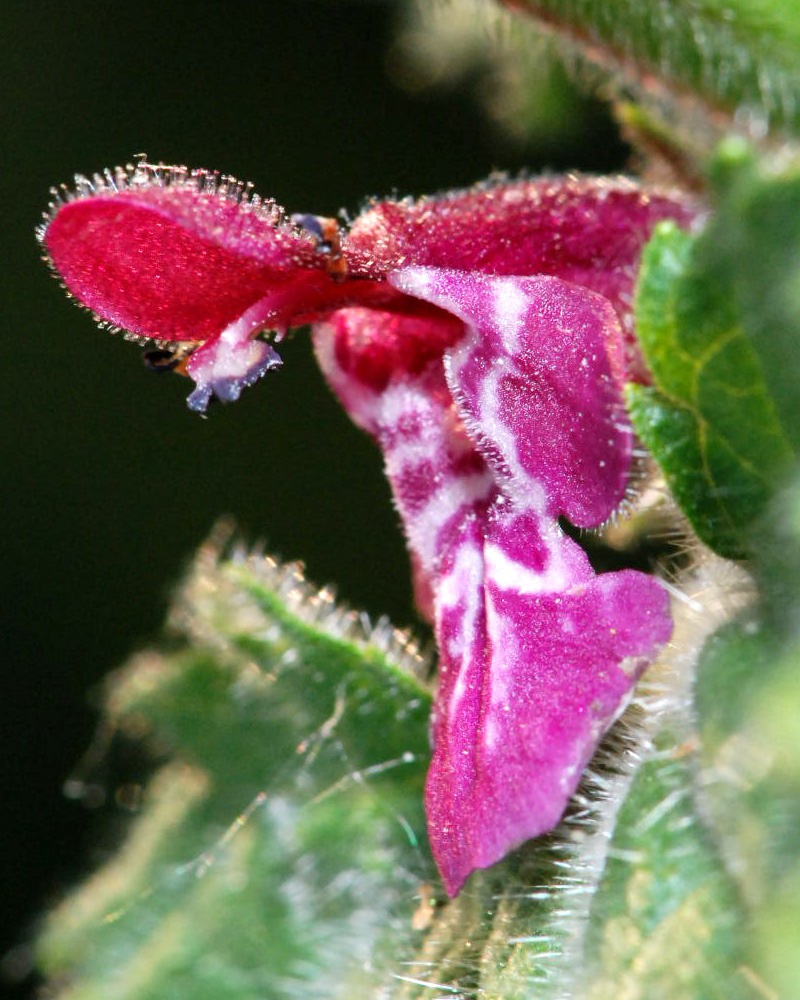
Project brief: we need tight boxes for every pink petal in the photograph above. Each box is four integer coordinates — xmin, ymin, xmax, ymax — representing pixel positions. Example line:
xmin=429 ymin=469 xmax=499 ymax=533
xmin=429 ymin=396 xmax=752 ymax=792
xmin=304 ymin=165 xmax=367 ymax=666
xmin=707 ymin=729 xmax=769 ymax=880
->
xmin=43 ymin=166 xmax=682 ymax=888
xmin=391 ymin=267 xmax=632 ymax=527
xmin=428 ymin=503 xmax=671 ymax=895
xmin=41 ymin=167 xmax=695 ymax=408
xmin=319 ymin=270 xmax=673 ymax=896
xmin=313 ymin=311 xmax=491 ymax=614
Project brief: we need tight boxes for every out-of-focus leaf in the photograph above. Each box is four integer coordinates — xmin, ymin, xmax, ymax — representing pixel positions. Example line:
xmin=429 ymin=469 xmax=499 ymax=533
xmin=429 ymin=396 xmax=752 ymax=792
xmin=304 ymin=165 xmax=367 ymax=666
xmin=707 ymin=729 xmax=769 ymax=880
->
xmin=38 ymin=544 xmax=432 ymax=1000
xmin=393 ymin=0 xmax=598 ymax=146
xmin=693 ymin=474 xmax=800 ymax=998
xmin=702 ymin=141 xmax=800 ymax=454
xmin=628 ymin=219 xmax=793 ymax=558
xmin=748 ymin=640 xmax=800 ymax=996
xmin=584 ymin=746 xmax=743 ymax=1000
xmin=695 ymin=618 xmax=800 ymax=999
xmin=502 ymin=0 xmax=800 ymax=147
xmin=695 ymin=617 xmax=792 ymax=902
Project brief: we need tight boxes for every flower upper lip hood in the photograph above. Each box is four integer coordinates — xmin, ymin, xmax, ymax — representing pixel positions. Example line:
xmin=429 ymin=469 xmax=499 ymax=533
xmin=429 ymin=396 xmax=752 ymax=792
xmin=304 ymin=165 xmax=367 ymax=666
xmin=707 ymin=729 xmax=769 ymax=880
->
xmin=40 ymin=157 xmax=696 ymax=894
xmin=40 ymin=159 xmax=696 ymax=406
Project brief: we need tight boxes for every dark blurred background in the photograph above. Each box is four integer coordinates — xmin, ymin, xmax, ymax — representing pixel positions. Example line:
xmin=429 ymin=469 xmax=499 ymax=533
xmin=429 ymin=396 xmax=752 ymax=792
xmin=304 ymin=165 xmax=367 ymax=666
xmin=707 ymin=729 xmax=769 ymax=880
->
xmin=0 ymin=2 xmax=626 ymax=996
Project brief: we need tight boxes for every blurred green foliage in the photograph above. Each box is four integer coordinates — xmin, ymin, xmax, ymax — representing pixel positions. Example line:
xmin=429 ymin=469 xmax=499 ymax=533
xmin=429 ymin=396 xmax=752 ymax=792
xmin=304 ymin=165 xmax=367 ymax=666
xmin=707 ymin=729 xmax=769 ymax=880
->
xmin=38 ymin=547 xmax=432 ymax=1000
xmin=508 ymin=0 xmax=800 ymax=146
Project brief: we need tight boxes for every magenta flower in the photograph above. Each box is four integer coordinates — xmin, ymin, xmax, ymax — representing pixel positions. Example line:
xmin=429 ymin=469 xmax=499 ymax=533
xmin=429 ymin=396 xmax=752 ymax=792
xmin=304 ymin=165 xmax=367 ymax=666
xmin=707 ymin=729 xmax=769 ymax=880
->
xmin=41 ymin=159 xmax=695 ymax=895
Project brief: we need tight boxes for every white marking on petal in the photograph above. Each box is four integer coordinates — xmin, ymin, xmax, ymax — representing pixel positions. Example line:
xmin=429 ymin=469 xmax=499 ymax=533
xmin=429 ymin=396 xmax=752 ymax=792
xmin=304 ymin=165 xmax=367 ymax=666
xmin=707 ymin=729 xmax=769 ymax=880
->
xmin=389 ymin=265 xmax=437 ymax=302
xmin=437 ymin=539 xmax=484 ymax=717
xmin=378 ymin=383 xmax=445 ymax=468
xmin=484 ymin=536 xmax=569 ymax=596
xmin=483 ymin=599 xmax=515 ymax=749
xmin=476 ymin=364 xmax=548 ymax=514
xmin=406 ymin=471 xmax=495 ymax=571
xmin=491 ymin=278 xmax=530 ymax=354
xmin=371 ymin=382 xmax=496 ymax=573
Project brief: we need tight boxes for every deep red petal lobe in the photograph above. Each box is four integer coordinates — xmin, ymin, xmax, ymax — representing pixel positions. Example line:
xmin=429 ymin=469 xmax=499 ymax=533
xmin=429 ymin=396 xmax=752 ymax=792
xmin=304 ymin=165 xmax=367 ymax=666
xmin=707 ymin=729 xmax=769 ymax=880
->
xmin=328 ymin=304 xmax=464 ymax=392
xmin=345 ymin=177 xmax=694 ymax=294
xmin=44 ymin=188 xmax=326 ymax=343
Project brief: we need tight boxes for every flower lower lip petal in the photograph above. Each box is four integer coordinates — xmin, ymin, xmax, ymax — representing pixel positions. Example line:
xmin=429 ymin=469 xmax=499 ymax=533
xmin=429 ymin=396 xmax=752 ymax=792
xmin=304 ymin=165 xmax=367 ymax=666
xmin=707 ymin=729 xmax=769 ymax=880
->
xmin=428 ymin=498 xmax=672 ymax=896
xmin=367 ymin=266 xmax=674 ymax=894
xmin=314 ymin=277 xmax=675 ymax=896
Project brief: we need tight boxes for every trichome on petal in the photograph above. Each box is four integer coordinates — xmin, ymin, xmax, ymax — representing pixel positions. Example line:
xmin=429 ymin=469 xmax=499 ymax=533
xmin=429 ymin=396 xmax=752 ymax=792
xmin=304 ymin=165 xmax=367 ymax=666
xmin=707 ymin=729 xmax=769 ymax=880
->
xmin=40 ymin=157 xmax=695 ymax=893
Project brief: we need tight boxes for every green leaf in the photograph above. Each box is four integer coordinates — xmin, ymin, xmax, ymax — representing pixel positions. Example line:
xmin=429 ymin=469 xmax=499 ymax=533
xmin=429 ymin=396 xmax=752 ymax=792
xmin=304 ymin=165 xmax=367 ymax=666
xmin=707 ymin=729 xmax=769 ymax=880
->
xmin=38 ymin=545 xmax=433 ymax=1000
xmin=695 ymin=617 xmax=790 ymax=900
xmin=584 ymin=745 xmax=743 ymax=1000
xmin=691 ymin=472 xmax=800 ymax=997
xmin=747 ymin=641 xmax=800 ymax=997
xmin=35 ymin=547 xmax=756 ymax=999
xmin=702 ymin=141 xmax=800 ymax=454
xmin=628 ymin=219 xmax=794 ymax=558
xmin=506 ymin=0 xmax=800 ymax=145
xmin=694 ymin=609 xmax=800 ymax=998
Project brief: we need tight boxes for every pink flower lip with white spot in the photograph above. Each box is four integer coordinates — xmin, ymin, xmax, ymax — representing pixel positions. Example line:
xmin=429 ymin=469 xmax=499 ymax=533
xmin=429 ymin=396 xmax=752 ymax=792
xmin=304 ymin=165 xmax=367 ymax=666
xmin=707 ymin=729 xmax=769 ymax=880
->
xmin=40 ymin=157 xmax=696 ymax=894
